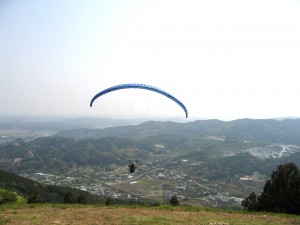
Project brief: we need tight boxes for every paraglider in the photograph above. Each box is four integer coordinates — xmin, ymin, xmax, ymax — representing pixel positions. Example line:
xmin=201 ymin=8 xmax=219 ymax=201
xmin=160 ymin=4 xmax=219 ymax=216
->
xmin=90 ymin=84 xmax=187 ymax=174
xmin=90 ymin=83 xmax=188 ymax=118
xmin=128 ymin=160 xmax=138 ymax=173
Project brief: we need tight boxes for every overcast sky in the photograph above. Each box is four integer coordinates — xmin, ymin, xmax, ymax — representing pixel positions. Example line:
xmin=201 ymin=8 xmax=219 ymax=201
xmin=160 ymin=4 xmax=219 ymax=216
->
xmin=1 ymin=0 xmax=300 ymax=121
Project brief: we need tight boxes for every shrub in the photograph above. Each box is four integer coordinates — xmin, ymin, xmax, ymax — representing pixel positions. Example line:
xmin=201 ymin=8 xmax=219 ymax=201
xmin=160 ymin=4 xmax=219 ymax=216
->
xmin=77 ymin=194 xmax=87 ymax=204
xmin=0 ymin=188 xmax=18 ymax=204
xmin=64 ymin=192 xmax=77 ymax=204
xmin=170 ymin=195 xmax=179 ymax=206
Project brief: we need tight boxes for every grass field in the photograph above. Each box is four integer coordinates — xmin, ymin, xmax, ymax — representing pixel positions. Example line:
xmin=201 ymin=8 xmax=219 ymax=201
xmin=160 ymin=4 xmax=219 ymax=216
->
xmin=1 ymin=204 xmax=299 ymax=225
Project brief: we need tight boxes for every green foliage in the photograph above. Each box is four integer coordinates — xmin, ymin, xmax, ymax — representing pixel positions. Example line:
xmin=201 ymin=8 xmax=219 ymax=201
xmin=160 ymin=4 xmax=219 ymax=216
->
xmin=77 ymin=194 xmax=87 ymax=204
xmin=27 ymin=194 xmax=43 ymax=203
xmin=16 ymin=195 xmax=27 ymax=204
xmin=105 ymin=197 xmax=112 ymax=206
xmin=57 ymin=119 xmax=300 ymax=146
xmin=0 ymin=169 xmax=105 ymax=204
xmin=257 ymin=162 xmax=300 ymax=214
xmin=2 ymin=119 xmax=300 ymax=177
xmin=170 ymin=195 xmax=179 ymax=206
xmin=63 ymin=192 xmax=77 ymax=204
xmin=241 ymin=192 xmax=257 ymax=211
xmin=243 ymin=163 xmax=300 ymax=214
xmin=0 ymin=188 xmax=18 ymax=204
xmin=2 ymin=119 xmax=300 ymax=210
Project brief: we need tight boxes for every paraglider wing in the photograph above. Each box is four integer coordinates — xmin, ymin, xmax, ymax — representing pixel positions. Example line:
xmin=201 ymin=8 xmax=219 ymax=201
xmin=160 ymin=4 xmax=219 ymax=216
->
xmin=90 ymin=83 xmax=188 ymax=118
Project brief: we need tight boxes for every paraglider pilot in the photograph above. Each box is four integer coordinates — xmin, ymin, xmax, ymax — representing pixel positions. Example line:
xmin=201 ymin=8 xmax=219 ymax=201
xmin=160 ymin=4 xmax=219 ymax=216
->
xmin=128 ymin=161 xmax=137 ymax=173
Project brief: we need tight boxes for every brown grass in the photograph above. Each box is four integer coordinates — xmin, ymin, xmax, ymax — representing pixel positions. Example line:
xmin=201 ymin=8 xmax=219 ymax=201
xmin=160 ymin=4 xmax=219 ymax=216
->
xmin=1 ymin=205 xmax=299 ymax=225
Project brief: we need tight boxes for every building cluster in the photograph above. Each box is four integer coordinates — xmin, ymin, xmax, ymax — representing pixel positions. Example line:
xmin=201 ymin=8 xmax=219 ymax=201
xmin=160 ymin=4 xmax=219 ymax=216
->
xmin=20 ymin=164 xmax=255 ymax=208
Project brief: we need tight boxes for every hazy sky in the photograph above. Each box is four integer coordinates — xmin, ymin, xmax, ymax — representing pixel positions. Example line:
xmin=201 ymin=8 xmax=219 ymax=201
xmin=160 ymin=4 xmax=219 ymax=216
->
xmin=1 ymin=0 xmax=300 ymax=121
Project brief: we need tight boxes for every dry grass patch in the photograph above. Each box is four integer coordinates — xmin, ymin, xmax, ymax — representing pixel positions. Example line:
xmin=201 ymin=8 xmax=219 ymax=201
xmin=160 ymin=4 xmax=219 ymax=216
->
xmin=0 ymin=205 xmax=299 ymax=225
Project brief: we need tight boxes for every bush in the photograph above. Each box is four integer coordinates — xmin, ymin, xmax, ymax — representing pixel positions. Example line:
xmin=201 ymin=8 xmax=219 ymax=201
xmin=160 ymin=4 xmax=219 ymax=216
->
xmin=105 ymin=197 xmax=111 ymax=206
xmin=27 ymin=194 xmax=43 ymax=203
xmin=170 ymin=195 xmax=179 ymax=206
xmin=241 ymin=192 xmax=257 ymax=211
xmin=63 ymin=192 xmax=77 ymax=204
xmin=77 ymin=194 xmax=87 ymax=204
xmin=0 ymin=188 xmax=18 ymax=204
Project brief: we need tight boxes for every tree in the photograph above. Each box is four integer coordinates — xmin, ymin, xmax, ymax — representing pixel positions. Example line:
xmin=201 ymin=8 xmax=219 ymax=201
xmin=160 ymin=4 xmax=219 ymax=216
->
xmin=170 ymin=195 xmax=179 ymax=206
xmin=0 ymin=188 xmax=18 ymax=204
xmin=105 ymin=197 xmax=112 ymax=206
xmin=64 ymin=191 xmax=76 ymax=204
xmin=27 ymin=194 xmax=43 ymax=203
xmin=243 ymin=163 xmax=300 ymax=214
xmin=241 ymin=192 xmax=257 ymax=211
xmin=77 ymin=194 xmax=87 ymax=204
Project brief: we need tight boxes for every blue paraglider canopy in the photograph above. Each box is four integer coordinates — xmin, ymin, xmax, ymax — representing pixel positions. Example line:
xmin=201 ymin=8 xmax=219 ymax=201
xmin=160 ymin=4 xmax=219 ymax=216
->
xmin=90 ymin=83 xmax=188 ymax=118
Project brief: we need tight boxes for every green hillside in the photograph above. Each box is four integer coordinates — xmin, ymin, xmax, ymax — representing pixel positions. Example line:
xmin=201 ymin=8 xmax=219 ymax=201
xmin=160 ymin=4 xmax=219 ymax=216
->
xmin=57 ymin=119 xmax=300 ymax=145
xmin=1 ymin=118 xmax=300 ymax=209
xmin=0 ymin=169 xmax=106 ymax=204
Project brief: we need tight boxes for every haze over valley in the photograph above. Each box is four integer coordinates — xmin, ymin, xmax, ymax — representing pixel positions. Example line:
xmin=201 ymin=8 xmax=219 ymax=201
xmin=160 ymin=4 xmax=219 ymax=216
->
xmin=1 ymin=116 xmax=300 ymax=208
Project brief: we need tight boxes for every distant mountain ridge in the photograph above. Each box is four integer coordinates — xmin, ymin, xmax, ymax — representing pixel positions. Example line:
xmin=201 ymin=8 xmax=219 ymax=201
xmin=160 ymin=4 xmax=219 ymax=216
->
xmin=57 ymin=119 xmax=300 ymax=145
xmin=2 ymin=118 xmax=300 ymax=176
xmin=2 ymin=118 xmax=300 ymax=208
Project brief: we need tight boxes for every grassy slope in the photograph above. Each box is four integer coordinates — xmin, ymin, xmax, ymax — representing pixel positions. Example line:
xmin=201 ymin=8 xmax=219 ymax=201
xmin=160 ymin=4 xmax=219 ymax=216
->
xmin=0 ymin=204 xmax=299 ymax=225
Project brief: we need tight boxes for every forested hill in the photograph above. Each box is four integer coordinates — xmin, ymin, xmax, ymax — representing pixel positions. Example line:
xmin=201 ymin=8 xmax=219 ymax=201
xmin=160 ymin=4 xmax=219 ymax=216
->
xmin=57 ymin=119 xmax=300 ymax=145
xmin=2 ymin=118 xmax=300 ymax=176
xmin=0 ymin=169 xmax=105 ymax=204
xmin=2 ymin=118 xmax=300 ymax=208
